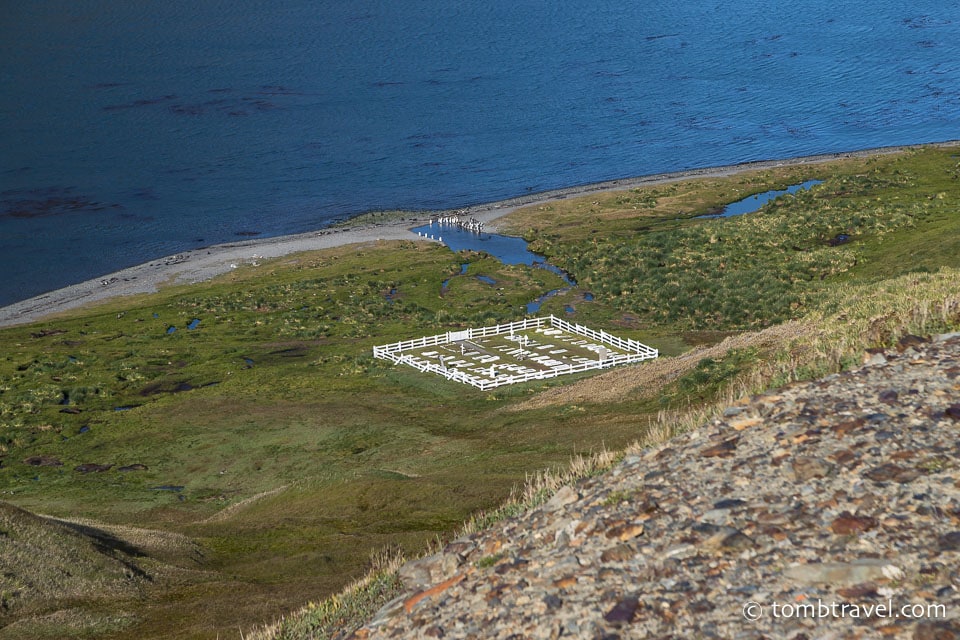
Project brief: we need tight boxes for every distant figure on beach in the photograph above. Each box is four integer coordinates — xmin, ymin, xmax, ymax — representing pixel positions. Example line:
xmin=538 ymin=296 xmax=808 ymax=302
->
xmin=432 ymin=212 xmax=484 ymax=233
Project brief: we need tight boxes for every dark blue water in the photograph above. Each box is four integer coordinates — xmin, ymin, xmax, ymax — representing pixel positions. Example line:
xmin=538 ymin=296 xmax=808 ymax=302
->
xmin=2 ymin=1 xmax=959 ymax=307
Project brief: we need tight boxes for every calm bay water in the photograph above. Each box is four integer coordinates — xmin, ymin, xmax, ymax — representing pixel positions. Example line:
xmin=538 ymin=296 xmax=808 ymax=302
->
xmin=1 ymin=1 xmax=958 ymax=307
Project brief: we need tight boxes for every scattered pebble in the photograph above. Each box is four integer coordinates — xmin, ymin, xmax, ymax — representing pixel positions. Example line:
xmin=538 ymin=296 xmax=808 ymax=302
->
xmin=357 ymin=336 xmax=960 ymax=639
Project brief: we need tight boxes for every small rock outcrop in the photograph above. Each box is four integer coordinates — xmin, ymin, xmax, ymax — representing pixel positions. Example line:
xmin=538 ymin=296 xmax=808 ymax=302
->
xmin=353 ymin=335 xmax=960 ymax=639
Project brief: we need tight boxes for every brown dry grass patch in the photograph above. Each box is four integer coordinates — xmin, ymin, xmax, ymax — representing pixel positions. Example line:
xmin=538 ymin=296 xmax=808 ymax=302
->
xmin=509 ymin=320 xmax=815 ymax=411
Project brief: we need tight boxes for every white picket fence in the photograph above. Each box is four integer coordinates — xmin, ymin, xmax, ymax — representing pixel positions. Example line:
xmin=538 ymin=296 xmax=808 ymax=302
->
xmin=373 ymin=315 xmax=658 ymax=390
xmin=549 ymin=315 xmax=658 ymax=359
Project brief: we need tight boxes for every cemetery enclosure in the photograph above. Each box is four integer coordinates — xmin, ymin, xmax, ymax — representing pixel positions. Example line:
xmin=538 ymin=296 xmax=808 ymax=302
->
xmin=373 ymin=316 xmax=658 ymax=390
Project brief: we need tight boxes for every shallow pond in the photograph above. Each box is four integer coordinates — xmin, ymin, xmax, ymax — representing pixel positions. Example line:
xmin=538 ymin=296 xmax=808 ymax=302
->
xmin=698 ymin=180 xmax=822 ymax=218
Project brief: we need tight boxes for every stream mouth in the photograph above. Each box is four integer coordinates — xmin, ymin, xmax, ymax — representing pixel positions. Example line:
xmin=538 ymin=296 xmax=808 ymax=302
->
xmin=413 ymin=224 xmax=546 ymax=266
xmin=414 ymin=224 xmax=576 ymax=311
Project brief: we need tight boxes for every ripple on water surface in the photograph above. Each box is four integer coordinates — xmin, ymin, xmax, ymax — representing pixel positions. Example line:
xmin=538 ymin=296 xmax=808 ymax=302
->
xmin=3 ymin=1 xmax=959 ymax=309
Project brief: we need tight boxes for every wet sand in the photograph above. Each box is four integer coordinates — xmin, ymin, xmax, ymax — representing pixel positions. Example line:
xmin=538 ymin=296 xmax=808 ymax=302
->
xmin=0 ymin=143 xmax=951 ymax=328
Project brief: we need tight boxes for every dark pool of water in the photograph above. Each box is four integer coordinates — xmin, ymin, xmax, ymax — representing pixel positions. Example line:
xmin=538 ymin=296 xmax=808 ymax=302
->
xmin=166 ymin=326 xmax=176 ymax=334
xmin=152 ymin=485 xmax=184 ymax=492
xmin=697 ymin=180 xmax=823 ymax=218
xmin=187 ymin=318 xmax=201 ymax=330
xmin=564 ymin=305 xmax=575 ymax=314
xmin=476 ymin=275 xmax=496 ymax=285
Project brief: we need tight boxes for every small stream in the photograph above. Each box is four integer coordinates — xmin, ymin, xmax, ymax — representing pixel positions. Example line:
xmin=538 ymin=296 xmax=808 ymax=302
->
xmin=414 ymin=224 xmax=576 ymax=313
xmin=416 ymin=180 xmax=812 ymax=314
xmin=697 ymin=180 xmax=822 ymax=218
xmin=414 ymin=224 xmax=555 ymax=267
xmin=415 ymin=182 xmax=818 ymax=314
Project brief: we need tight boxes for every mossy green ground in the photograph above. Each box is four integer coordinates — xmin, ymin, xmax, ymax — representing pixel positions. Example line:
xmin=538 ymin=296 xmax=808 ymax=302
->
xmin=1 ymin=146 xmax=959 ymax=639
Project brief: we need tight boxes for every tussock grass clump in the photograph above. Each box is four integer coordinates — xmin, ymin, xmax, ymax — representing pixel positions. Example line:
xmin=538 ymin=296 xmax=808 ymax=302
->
xmin=458 ymin=447 xmax=621 ymax=537
xmin=509 ymin=320 xmax=815 ymax=411
xmin=545 ymin=175 xmax=927 ymax=328
xmin=248 ymin=547 xmax=406 ymax=640
xmin=766 ymin=266 xmax=960 ymax=385
xmin=513 ymin=147 xmax=960 ymax=330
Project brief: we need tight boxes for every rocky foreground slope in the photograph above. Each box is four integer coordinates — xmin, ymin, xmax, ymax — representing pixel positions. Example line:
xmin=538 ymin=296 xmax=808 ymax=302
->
xmin=352 ymin=334 xmax=960 ymax=639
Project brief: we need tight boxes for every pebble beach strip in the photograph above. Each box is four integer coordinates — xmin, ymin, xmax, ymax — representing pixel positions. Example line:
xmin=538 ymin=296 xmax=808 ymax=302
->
xmin=353 ymin=334 xmax=960 ymax=639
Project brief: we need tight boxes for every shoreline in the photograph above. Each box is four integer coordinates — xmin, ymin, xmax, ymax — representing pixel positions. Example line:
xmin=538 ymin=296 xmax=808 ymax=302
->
xmin=2 ymin=141 xmax=956 ymax=328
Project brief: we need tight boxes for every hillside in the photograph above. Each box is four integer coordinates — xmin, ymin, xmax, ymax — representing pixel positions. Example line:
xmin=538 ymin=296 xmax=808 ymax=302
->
xmin=0 ymin=502 xmax=153 ymax=637
xmin=0 ymin=501 xmax=203 ymax=639
xmin=275 ymin=332 xmax=960 ymax=639
xmin=0 ymin=145 xmax=959 ymax=638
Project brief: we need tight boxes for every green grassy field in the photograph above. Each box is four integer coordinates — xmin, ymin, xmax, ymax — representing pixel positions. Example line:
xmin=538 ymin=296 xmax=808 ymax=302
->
xmin=500 ymin=147 xmax=960 ymax=328
xmin=1 ymin=145 xmax=959 ymax=639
